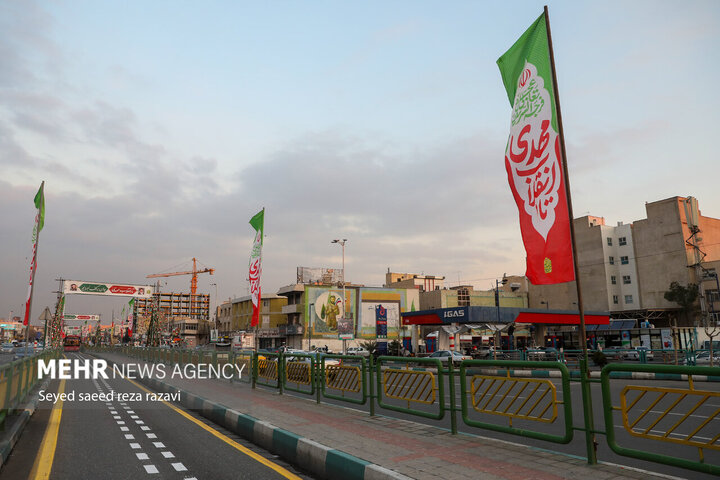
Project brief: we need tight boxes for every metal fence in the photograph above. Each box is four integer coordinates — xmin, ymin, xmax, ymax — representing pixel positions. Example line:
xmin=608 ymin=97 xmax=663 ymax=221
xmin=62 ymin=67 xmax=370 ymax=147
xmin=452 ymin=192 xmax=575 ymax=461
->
xmin=0 ymin=348 xmax=59 ymax=429
xmin=96 ymin=346 xmax=720 ymax=476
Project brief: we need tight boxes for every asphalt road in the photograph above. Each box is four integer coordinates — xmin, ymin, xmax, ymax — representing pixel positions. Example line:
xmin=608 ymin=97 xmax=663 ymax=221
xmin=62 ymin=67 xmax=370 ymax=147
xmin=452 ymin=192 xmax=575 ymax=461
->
xmin=0 ymin=352 xmax=314 ymax=480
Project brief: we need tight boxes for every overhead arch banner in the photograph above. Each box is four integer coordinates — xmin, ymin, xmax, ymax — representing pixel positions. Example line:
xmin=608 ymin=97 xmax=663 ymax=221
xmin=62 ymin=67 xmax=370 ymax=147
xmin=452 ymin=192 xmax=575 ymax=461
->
xmin=63 ymin=280 xmax=155 ymax=298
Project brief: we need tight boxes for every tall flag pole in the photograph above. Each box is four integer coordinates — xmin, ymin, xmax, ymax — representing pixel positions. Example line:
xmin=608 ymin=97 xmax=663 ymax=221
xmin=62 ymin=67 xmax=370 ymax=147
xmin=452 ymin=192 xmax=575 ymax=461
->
xmin=248 ymin=209 xmax=265 ymax=343
xmin=497 ymin=7 xmax=596 ymax=463
xmin=23 ymin=181 xmax=45 ymax=348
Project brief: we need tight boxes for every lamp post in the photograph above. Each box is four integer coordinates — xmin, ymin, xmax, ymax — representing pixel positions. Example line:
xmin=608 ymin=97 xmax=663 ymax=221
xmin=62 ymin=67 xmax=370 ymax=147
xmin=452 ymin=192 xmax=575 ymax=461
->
xmin=332 ymin=239 xmax=347 ymax=354
xmin=210 ymin=282 xmax=218 ymax=336
xmin=495 ymin=274 xmax=508 ymax=359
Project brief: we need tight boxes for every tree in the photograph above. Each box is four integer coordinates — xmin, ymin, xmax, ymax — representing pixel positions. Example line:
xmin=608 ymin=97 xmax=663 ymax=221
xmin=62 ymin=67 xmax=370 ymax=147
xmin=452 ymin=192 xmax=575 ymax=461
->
xmin=664 ymin=282 xmax=699 ymax=325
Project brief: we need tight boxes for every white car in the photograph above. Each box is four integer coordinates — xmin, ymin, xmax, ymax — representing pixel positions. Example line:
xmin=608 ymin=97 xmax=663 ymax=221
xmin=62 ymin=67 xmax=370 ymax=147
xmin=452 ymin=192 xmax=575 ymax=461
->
xmin=693 ymin=351 xmax=720 ymax=365
xmin=429 ymin=350 xmax=472 ymax=366
xmin=1 ymin=343 xmax=15 ymax=354
xmin=346 ymin=346 xmax=370 ymax=357
xmin=624 ymin=347 xmax=654 ymax=361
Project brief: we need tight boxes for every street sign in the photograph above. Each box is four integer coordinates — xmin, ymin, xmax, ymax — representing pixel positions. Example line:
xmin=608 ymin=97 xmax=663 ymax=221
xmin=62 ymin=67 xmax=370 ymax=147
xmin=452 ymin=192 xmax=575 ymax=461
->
xmin=38 ymin=307 xmax=53 ymax=321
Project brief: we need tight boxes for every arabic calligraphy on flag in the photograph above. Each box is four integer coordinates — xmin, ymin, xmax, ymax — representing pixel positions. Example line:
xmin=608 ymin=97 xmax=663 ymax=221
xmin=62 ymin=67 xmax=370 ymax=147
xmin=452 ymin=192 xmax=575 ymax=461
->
xmin=497 ymin=12 xmax=574 ymax=285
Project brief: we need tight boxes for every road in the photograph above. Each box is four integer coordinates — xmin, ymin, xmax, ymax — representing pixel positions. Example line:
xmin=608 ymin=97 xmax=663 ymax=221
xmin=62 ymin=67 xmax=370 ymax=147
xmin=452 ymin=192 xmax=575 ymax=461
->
xmin=0 ymin=352 xmax=313 ymax=480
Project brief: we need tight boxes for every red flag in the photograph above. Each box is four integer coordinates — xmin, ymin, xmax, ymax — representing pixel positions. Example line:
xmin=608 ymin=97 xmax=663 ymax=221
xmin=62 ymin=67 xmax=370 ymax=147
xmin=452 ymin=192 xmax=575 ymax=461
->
xmin=498 ymin=13 xmax=574 ymax=285
xmin=248 ymin=209 xmax=264 ymax=328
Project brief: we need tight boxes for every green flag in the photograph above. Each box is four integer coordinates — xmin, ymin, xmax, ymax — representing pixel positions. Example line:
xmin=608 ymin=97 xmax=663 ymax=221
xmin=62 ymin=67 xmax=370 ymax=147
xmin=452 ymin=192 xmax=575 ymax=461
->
xmin=249 ymin=209 xmax=264 ymax=245
xmin=248 ymin=208 xmax=264 ymax=327
xmin=34 ymin=181 xmax=45 ymax=233
xmin=496 ymin=10 xmax=575 ymax=285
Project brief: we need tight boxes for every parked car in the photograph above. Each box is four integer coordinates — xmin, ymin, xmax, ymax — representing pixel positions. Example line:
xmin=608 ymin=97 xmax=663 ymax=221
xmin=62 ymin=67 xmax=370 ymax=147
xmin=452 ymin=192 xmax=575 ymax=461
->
xmin=624 ymin=346 xmax=654 ymax=361
xmin=346 ymin=346 xmax=370 ymax=357
xmin=1 ymin=343 xmax=15 ymax=354
xmin=13 ymin=346 xmax=35 ymax=360
xmin=428 ymin=350 xmax=472 ymax=366
xmin=527 ymin=347 xmax=564 ymax=362
xmin=286 ymin=352 xmax=341 ymax=367
xmin=693 ymin=351 xmax=720 ymax=365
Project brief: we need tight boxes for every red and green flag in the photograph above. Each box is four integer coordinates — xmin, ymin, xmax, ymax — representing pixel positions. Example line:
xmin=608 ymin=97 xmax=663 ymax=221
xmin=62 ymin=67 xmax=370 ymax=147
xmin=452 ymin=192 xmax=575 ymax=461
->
xmin=24 ymin=181 xmax=45 ymax=326
xmin=497 ymin=12 xmax=574 ymax=285
xmin=248 ymin=209 xmax=265 ymax=328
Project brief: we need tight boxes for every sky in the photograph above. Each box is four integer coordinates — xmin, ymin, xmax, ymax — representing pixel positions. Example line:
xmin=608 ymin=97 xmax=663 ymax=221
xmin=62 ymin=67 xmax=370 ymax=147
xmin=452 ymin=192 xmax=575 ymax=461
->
xmin=2 ymin=0 xmax=719 ymax=327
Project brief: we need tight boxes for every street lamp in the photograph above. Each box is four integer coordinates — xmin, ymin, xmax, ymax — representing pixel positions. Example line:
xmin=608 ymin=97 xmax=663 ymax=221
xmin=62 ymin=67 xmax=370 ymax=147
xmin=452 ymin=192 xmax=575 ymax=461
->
xmin=210 ymin=282 xmax=218 ymax=335
xmin=332 ymin=239 xmax=347 ymax=353
xmin=495 ymin=274 xmax=508 ymax=359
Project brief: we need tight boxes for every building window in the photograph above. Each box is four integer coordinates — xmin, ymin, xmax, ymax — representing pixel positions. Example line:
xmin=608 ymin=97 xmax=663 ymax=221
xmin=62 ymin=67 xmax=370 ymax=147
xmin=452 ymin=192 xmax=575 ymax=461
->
xmin=613 ymin=295 xmax=619 ymax=304
xmin=619 ymin=236 xmax=627 ymax=246
xmin=607 ymin=237 xmax=612 ymax=246
xmin=609 ymin=256 xmax=615 ymax=265
xmin=623 ymin=275 xmax=631 ymax=284
xmin=624 ymin=295 xmax=633 ymax=304
xmin=621 ymin=256 xmax=629 ymax=265
xmin=611 ymin=276 xmax=617 ymax=285
xmin=457 ymin=288 xmax=470 ymax=307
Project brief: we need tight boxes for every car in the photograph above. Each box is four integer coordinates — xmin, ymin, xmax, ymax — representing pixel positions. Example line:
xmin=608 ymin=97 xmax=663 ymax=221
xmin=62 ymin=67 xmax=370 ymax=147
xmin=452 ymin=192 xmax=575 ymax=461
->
xmin=624 ymin=346 xmax=654 ymax=361
xmin=1 ymin=343 xmax=15 ymax=354
xmin=428 ymin=350 xmax=472 ymax=366
xmin=527 ymin=347 xmax=564 ymax=362
xmin=693 ymin=351 xmax=720 ymax=365
xmin=13 ymin=346 xmax=35 ymax=360
xmin=346 ymin=346 xmax=370 ymax=357
xmin=286 ymin=352 xmax=340 ymax=367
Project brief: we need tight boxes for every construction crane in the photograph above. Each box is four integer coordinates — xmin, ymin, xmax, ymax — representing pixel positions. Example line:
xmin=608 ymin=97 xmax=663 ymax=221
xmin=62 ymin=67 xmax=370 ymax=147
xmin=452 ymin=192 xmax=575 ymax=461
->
xmin=147 ymin=258 xmax=215 ymax=295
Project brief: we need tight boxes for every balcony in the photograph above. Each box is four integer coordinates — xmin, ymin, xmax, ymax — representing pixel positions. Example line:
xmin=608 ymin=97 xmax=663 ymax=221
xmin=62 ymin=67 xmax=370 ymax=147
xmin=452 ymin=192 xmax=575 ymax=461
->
xmin=282 ymin=304 xmax=302 ymax=314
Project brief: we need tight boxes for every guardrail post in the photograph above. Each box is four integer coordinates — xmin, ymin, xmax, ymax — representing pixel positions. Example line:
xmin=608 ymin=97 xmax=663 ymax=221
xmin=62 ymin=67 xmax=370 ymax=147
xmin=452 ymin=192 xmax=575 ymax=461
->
xmin=448 ymin=360 xmax=457 ymax=435
xmin=278 ymin=352 xmax=284 ymax=395
xmin=316 ymin=358 xmax=321 ymax=404
xmin=251 ymin=352 xmax=257 ymax=389
xmin=580 ymin=357 xmax=598 ymax=464
xmin=368 ymin=355 xmax=375 ymax=416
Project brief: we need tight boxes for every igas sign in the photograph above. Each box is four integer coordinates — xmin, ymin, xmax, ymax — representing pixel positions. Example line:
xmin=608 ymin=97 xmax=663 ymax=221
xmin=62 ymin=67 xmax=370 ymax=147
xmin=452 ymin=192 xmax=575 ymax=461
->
xmin=443 ymin=309 xmax=465 ymax=319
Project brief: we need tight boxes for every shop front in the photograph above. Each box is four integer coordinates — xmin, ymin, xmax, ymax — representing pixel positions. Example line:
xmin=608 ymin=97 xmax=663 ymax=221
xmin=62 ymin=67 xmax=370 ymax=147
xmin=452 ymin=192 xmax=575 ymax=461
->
xmin=401 ymin=306 xmax=610 ymax=354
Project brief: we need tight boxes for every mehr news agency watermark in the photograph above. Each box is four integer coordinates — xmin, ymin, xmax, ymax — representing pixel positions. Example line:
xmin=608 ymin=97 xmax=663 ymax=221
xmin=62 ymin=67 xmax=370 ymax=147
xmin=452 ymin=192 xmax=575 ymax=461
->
xmin=38 ymin=358 xmax=245 ymax=404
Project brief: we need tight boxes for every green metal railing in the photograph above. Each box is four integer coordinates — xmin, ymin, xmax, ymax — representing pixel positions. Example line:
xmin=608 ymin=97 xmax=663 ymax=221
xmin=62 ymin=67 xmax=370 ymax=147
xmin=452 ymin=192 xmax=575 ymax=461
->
xmin=93 ymin=346 xmax=720 ymax=475
xmin=0 ymin=348 xmax=59 ymax=429
xmin=601 ymin=363 xmax=720 ymax=476
xmin=460 ymin=360 xmax=573 ymax=444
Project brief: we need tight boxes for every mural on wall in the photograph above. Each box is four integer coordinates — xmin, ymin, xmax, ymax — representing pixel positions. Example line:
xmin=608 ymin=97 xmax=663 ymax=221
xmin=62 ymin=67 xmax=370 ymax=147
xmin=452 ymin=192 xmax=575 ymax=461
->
xmin=304 ymin=286 xmax=419 ymax=340
xmin=305 ymin=287 xmax=357 ymax=339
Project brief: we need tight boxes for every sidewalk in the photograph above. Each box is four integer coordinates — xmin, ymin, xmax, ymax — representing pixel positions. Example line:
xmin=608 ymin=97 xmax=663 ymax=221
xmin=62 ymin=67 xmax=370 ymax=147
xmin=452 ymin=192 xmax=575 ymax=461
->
xmin=96 ymin=352 xmax=676 ymax=480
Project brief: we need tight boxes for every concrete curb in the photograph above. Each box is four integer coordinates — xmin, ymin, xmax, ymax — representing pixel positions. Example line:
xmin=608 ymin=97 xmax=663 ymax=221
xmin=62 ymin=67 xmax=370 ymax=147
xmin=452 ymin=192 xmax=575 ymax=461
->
xmin=0 ymin=378 xmax=49 ymax=468
xmin=98 ymin=355 xmax=411 ymax=480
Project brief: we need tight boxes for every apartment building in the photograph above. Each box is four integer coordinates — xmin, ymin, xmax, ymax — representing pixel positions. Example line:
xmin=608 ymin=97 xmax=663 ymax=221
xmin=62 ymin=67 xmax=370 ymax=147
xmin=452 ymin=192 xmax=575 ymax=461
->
xmin=530 ymin=196 xmax=720 ymax=327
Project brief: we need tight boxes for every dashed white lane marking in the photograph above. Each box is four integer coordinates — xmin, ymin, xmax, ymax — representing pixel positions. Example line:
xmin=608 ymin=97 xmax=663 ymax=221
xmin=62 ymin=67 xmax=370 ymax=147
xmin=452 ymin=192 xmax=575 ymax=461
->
xmin=153 ymin=442 xmax=165 ymax=448
xmin=120 ymin=427 xmax=129 ymax=432
xmin=131 ymin=415 xmax=139 ymax=419
xmin=141 ymin=426 xmax=151 ymax=431
xmin=171 ymin=462 xmax=187 ymax=472
xmin=117 ymin=421 xmax=126 ymax=425
xmin=125 ymin=434 xmax=135 ymax=440
xmin=136 ymin=420 xmax=145 ymax=424
xmin=129 ymin=443 xmax=141 ymax=449
xmin=128 ymin=410 xmax=135 ymax=413
xmin=113 ymin=416 xmax=121 ymax=419
xmin=161 ymin=451 xmax=174 ymax=458
xmin=136 ymin=453 xmax=149 ymax=460
xmin=144 ymin=465 xmax=159 ymax=474
xmin=147 ymin=433 xmax=157 ymax=439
